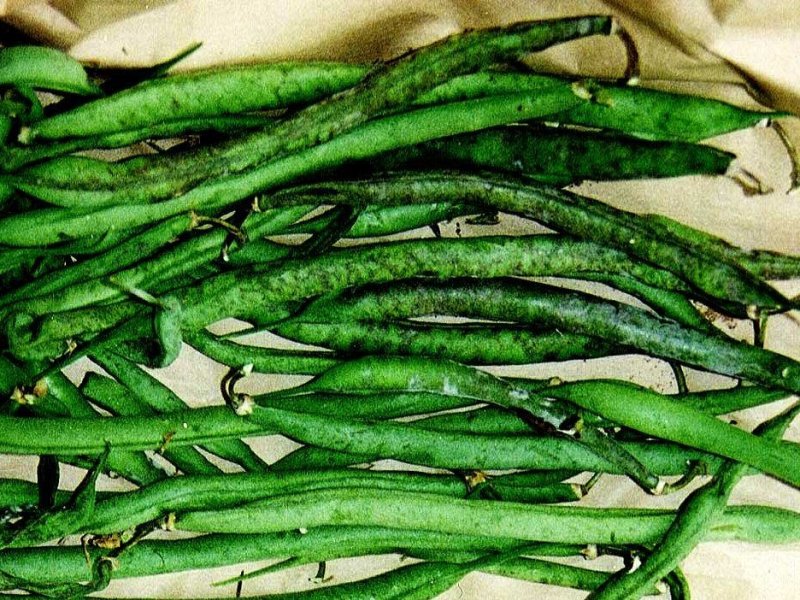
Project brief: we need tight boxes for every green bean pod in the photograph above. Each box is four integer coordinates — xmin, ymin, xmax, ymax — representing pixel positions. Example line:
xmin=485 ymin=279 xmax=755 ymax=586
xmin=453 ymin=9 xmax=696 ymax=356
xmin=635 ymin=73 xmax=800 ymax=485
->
xmin=0 ymin=526 xmax=534 ymax=587
xmin=4 ymin=234 xmax=688 ymax=364
xmin=0 ymin=46 xmax=100 ymax=96
xmin=587 ymin=401 xmax=800 ymax=599
xmin=1 ymin=115 xmax=274 ymax=172
xmin=20 ymin=62 xmax=366 ymax=143
xmin=417 ymin=72 xmax=781 ymax=142
xmin=0 ymin=404 xmax=724 ymax=476
xmin=6 ymin=16 xmax=612 ymax=210
xmin=642 ymin=212 xmax=800 ymax=280
xmin=282 ymin=202 xmax=475 ymax=238
xmin=284 ymin=279 xmax=800 ymax=393
xmin=377 ymin=126 xmax=735 ymax=185
xmin=273 ymin=320 xmax=622 ymax=366
xmin=264 ymin=171 xmax=788 ymax=313
xmin=541 ymin=380 xmax=800 ymax=489
xmin=176 ymin=488 xmax=800 ymax=546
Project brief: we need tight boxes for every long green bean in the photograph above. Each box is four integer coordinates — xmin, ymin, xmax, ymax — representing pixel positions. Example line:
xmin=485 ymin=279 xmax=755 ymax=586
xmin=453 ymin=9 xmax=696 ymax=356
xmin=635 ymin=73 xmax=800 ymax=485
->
xmin=273 ymin=320 xmax=623 ymax=366
xmin=177 ymin=488 xmax=800 ymax=545
xmin=279 ymin=278 xmax=800 ymax=392
xmin=377 ymin=125 xmax=735 ymax=185
xmin=416 ymin=72 xmax=781 ymax=142
xmin=264 ymin=171 xmax=788 ymax=313
xmin=21 ymin=62 xmax=366 ymax=142
xmin=0 ymin=406 xmax=722 ymax=475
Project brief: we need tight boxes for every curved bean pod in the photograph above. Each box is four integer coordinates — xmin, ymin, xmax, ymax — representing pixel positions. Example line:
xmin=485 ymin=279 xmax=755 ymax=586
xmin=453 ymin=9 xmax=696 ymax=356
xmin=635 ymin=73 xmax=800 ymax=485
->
xmin=416 ymin=72 xmax=781 ymax=142
xmin=21 ymin=62 xmax=366 ymax=142
xmin=287 ymin=278 xmax=800 ymax=393
xmin=7 ymin=16 xmax=611 ymax=209
xmin=264 ymin=171 xmax=788 ymax=312
xmin=0 ymin=46 xmax=100 ymax=96
xmin=540 ymin=380 xmax=800 ymax=488
xmin=378 ymin=126 xmax=734 ymax=185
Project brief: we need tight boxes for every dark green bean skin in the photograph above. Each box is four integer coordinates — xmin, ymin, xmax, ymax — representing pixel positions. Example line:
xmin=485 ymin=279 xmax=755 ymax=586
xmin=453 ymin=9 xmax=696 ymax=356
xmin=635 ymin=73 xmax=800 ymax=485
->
xmin=184 ymin=329 xmax=340 ymax=375
xmin=288 ymin=278 xmax=800 ymax=393
xmin=678 ymin=385 xmax=789 ymax=414
xmin=378 ymin=126 xmax=734 ymax=185
xmin=0 ymin=213 xmax=196 ymax=310
xmin=266 ymin=171 xmax=787 ymax=313
xmin=22 ymin=62 xmax=366 ymax=142
xmin=0 ymin=85 xmax=585 ymax=237
xmin=177 ymin=488 xmax=800 ymax=546
xmin=417 ymin=72 xmax=780 ymax=142
xmin=0 ymin=208 xmax=301 ymax=320
xmin=273 ymin=320 xmax=622 ymax=365
xmin=4 ymin=235 xmax=686 ymax=364
xmin=643 ymin=212 xmax=800 ymax=280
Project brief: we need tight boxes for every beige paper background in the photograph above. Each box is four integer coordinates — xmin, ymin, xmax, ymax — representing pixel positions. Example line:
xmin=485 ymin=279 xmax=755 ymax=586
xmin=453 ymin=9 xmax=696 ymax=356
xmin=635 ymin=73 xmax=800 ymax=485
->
xmin=2 ymin=1 xmax=800 ymax=598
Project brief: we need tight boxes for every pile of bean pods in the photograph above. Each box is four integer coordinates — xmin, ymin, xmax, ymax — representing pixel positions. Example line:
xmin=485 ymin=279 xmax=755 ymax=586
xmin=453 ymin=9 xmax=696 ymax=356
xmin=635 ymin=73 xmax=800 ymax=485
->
xmin=1 ymin=14 xmax=799 ymax=599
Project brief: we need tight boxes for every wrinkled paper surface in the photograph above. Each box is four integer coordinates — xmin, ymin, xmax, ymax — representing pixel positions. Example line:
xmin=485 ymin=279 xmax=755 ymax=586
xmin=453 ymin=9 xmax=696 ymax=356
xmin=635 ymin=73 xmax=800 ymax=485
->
xmin=2 ymin=1 xmax=800 ymax=598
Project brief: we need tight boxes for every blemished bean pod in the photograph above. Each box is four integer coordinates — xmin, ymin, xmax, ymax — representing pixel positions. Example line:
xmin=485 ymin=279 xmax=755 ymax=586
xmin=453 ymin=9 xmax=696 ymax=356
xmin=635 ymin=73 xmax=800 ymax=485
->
xmin=272 ymin=320 xmax=622 ymax=366
xmin=4 ymin=234 xmax=689 ymax=364
xmin=0 ymin=213 xmax=195 ymax=310
xmin=642 ymin=212 xmax=800 ymax=280
xmin=176 ymin=488 xmax=800 ymax=546
xmin=376 ymin=125 xmax=735 ymax=185
xmin=264 ymin=171 xmax=789 ymax=313
xmin=0 ymin=46 xmax=100 ymax=96
xmin=19 ymin=62 xmax=366 ymax=143
xmin=416 ymin=72 xmax=782 ymax=142
xmin=0 ymin=84 xmax=586 ymax=229
xmin=184 ymin=329 xmax=340 ymax=375
xmin=249 ymin=396 xmax=800 ymax=488
xmin=282 ymin=202 xmax=475 ymax=238
xmin=280 ymin=278 xmax=800 ymax=393
xmin=0 ymin=207 xmax=303 ymax=319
